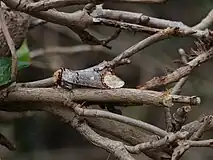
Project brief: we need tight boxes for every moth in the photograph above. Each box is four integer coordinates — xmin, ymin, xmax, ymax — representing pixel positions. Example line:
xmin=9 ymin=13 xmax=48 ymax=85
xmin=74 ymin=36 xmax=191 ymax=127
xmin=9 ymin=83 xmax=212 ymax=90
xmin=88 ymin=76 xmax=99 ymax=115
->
xmin=53 ymin=64 xmax=125 ymax=115
xmin=53 ymin=64 xmax=125 ymax=89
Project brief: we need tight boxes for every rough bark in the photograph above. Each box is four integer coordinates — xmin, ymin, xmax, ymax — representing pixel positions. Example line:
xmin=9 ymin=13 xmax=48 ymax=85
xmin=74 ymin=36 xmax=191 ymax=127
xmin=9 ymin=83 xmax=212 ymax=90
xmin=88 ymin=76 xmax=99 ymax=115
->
xmin=0 ymin=8 xmax=30 ymax=57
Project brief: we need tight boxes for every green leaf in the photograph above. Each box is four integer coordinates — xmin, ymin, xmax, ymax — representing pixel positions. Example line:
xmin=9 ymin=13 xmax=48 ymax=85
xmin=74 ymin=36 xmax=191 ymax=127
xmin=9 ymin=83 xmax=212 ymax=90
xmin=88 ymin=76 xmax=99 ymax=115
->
xmin=16 ymin=40 xmax=31 ymax=69
xmin=0 ymin=58 xmax=12 ymax=86
xmin=0 ymin=40 xmax=31 ymax=86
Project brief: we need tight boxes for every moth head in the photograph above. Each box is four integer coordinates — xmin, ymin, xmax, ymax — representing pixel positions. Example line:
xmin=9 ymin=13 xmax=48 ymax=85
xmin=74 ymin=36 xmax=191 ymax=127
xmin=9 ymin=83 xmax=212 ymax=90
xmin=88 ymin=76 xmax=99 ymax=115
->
xmin=53 ymin=68 xmax=64 ymax=86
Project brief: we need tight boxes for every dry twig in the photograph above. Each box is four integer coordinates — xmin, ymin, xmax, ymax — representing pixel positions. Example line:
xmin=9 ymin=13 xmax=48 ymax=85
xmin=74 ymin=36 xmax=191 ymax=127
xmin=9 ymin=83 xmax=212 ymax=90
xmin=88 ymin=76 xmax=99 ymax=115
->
xmin=138 ymin=47 xmax=213 ymax=90
xmin=125 ymin=131 xmax=188 ymax=154
xmin=165 ymin=48 xmax=189 ymax=132
xmin=73 ymin=104 xmax=168 ymax=136
xmin=93 ymin=6 xmax=210 ymax=38
xmin=1 ymin=1 xmax=213 ymax=160
xmin=46 ymin=106 xmax=135 ymax=160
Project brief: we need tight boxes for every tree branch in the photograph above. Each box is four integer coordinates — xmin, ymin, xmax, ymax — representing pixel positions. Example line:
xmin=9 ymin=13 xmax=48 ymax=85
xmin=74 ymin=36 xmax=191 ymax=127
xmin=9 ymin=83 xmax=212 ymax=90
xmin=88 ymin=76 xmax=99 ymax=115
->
xmin=4 ymin=0 xmax=167 ymax=12
xmin=16 ymin=78 xmax=55 ymax=88
xmin=125 ymin=131 xmax=188 ymax=154
xmin=193 ymin=9 xmax=213 ymax=30
xmin=138 ymin=47 xmax=213 ymax=90
xmin=87 ymin=117 xmax=171 ymax=159
xmin=73 ymin=104 xmax=168 ymax=136
xmin=0 ymin=87 xmax=201 ymax=108
xmin=46 ymin=106 xmax=135 ymax=160
xmin=108 ymin=27 xmax=189 ymax=68
xmin=93 ymin=17 xmax=161 ymax=34
xmin=165 ymin=48 xmax=189 ymax=132
xmin=93 ymin=6 xmax=210 ymax=38
xmin=29 ymin=45 xmax=109 ymax=58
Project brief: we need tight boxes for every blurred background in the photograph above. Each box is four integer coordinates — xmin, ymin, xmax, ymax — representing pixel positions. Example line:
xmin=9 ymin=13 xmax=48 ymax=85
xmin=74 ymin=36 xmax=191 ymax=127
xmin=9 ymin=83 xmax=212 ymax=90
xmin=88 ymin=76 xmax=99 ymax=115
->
xmin=1 ymin=0 xmax=213 ymax=159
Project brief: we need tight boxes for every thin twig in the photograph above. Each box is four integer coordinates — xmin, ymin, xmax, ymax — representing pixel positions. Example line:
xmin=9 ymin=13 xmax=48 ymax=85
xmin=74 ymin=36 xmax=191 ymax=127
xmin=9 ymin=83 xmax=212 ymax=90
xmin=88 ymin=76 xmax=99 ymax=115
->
xmin=171 ymin=48 xmax=189 ymax=94
xmin=16 ymin=78 xmax=55 ymax=88
xmin=3 ymin=1 xmax=107 ymax=47
xmin=106 ymin=153 xmax=111 ymax=160
xmin=190 ymin=115 xmax=213 ymax=140
xmin=0 ymin=6 xmax=17 ymax=82
xmin=93 ymin=18 xmax=161 ymax=34
xmin=138 ymin=47 xmax=213 ymax=90
xmin=30 ymin=45 xmax=109 ymax=58
xmin=0 ymin=133 xmax=16 ymax=151
xmin=193 ymin=9 xmax=213 ymax=30
xmin=93 ymin=6 xmax=209 ymax=38
xmin=188 ymin=139 xmax=213 ymax=147
xmin=46 ymin=106 xmax=135 ymax=160
xmin=23 ymin=0 xmax=93 ymax=11
xmin=181 ymin=115 xmax=213 ymax=138
xmin=87 ymin=117 xmax=170 ymax=159
xmin=172 ymin=138 xmax=213 ymax=160
xmin=109 ymin=27 xmax=186 ymax=68
xmin=71 ymin=118 xmax=136 ymax=160
xmin=165 ymin=48 xmax=189 ymax=132
xmin=100 ymin=28 xmax=121 ymax=47
xmin=73 ymin=104 xmax=168 ymax=136
xmin=125 ymin=131 xmax=188 ymax=154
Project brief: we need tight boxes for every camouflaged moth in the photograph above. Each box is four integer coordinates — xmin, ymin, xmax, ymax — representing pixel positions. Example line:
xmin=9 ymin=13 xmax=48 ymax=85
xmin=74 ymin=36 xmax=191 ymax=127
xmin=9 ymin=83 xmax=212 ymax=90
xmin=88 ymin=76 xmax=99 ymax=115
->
xmin=53 ymin=64 xmax=125 ymax=89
